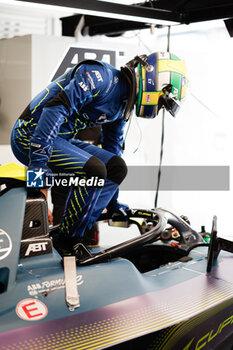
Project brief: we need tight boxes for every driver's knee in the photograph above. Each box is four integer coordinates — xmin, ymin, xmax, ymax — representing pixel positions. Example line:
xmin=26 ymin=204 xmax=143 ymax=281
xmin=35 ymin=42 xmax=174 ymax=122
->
xmin=83 ymin=156 xmax=107 ymax=180
xmin=106 ymin=156 xmax=127 ymax=185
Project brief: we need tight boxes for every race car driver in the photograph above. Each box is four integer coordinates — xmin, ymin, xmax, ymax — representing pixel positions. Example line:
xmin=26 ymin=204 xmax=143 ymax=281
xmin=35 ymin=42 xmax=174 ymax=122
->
xmin=11 ymin=52 xmax=188 ymax=254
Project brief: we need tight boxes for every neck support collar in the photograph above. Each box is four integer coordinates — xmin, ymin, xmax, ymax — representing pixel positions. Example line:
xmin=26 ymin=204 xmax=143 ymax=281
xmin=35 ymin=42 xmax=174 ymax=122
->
xmin=121 ymin=55 xmax=147 ymax=121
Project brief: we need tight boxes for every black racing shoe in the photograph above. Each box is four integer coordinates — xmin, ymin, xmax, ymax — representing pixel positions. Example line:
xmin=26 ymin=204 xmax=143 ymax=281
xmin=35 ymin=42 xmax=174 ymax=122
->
xmin=51 ymin=223 xmax=99 ymax=257
xmin=51 ymin=232 xmax=73 ymax=256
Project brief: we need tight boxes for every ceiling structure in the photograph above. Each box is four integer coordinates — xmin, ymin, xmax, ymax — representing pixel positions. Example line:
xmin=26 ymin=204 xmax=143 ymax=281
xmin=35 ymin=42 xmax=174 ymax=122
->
xmin=15 ymin=0 xmax=233 ymax=36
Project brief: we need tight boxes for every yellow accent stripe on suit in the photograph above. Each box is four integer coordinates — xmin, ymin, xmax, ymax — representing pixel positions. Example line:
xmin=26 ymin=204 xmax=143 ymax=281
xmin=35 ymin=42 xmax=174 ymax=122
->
xmin=31 ymin=88 xmax=50 ymax=114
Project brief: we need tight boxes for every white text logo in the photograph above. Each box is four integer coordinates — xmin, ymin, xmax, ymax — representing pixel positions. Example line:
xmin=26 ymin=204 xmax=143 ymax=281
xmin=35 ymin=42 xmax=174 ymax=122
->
xmin=79 ymin=82 xmax=89 ymax=91
xmin=92 ymin=70 xmax=103 ymax=82
xmin=25 ymin=242 xmax=48 ymax=256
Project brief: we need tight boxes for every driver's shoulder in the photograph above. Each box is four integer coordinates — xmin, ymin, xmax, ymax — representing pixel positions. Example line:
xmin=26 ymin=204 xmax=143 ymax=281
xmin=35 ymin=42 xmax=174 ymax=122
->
xmin=74 ymin=60 xmax=111 ymax=95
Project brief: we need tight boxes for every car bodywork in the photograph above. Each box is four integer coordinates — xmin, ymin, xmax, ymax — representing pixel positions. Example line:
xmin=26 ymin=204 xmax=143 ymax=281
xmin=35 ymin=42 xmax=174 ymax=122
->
xmin=1 ymin=163 xmax=233 ymax=350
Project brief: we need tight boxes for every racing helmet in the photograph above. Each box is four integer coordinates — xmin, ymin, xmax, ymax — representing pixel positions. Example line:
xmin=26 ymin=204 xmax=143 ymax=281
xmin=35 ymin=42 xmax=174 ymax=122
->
xmin=136 ymin=52 xmax=189 ymax=118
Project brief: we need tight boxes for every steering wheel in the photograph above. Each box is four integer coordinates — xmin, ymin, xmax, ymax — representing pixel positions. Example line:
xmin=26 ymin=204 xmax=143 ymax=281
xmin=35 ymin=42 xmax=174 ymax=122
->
xmin=154 ymin=208 xmax=204 ymax=246
xmin=75 ymin=208 xmax=204 ymax=266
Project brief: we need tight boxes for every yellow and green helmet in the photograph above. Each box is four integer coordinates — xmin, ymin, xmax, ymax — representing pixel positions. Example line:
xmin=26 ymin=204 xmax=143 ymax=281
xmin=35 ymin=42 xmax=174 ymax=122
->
xmin=136 ymin=52 xmax=189 ymax=118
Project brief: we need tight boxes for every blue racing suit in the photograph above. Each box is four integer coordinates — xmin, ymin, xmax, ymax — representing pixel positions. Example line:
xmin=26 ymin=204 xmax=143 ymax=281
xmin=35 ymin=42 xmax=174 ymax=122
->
xmin=11 ymin=60 xmax=129 ymax=240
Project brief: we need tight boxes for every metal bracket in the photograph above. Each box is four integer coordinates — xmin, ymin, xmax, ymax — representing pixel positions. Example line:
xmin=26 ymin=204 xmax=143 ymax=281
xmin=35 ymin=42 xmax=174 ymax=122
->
xmin=63 ymin=256 xmax=80 ymax=311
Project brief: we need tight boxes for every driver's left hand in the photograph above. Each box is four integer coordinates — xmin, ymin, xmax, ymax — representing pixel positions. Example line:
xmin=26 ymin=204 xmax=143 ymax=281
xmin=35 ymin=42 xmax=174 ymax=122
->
xmin=107 ymin=201 xmax=129 ymax=221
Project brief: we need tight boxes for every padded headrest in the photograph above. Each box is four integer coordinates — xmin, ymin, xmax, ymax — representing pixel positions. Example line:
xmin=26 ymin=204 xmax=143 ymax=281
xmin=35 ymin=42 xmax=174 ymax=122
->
xmin=0 ymin=163 xmax=26 ymax=186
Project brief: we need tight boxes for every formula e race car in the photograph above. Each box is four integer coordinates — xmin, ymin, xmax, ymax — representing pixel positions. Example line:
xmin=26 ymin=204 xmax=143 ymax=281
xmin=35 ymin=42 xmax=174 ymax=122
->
xmin=1 ymin=163 xmax=233 ymax=350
